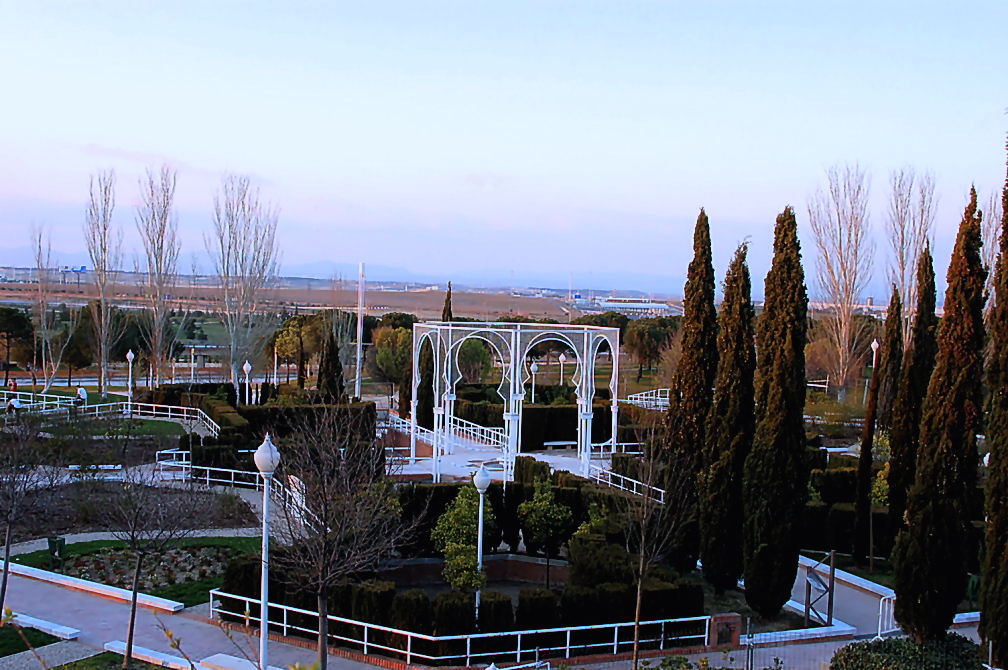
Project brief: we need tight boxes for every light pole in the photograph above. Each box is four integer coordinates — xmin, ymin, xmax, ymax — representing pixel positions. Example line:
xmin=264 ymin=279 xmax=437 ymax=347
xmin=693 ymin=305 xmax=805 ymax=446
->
xmin=558 ymin=352 xmax=567 ymax=386
xmin=190 ymin=347 xmax=195 ymax=383
xmin=273 ymin=343 xmax=278 ymax=385
xmin=473 ymin=464 xmax=491 ymax=623
xmin=254 ymin=433 xmax=280 ymax=670
xmin=243 ymin=360 xmax=252 ymax=406
xmin=126 ymin=350 xmax=135 ymax=415
xmin=864 ymin=339 xmax=879 ymax=405
xmin=530 ymin=362 xmax=539 ymax=404
xmin=867 ymin=338 xmax=879 ymax=571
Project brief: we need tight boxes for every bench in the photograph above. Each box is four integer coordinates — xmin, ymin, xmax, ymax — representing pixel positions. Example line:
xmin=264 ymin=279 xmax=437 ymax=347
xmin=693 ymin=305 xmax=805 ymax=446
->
xmin=11 ymin=612 xmax=79 ymax=639
xmin=104 ymin=641 xmax=192 ymax=669
xmin=542 ymin=441 xmax=576 ymax=451
xmin=199 ymin=653 xmax=284 ymax=670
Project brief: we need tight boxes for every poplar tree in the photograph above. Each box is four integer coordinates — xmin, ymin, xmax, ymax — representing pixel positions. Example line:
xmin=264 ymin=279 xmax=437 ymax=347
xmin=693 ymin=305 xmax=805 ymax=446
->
xmin=442 ymin=282 xmax=453 ymax=322
xmin=981 ymin=159 xmax=1008 ymax=665
xmin=742 ymin=207 xmax=809 ymax=618
xmin=853 ymin=285 xmax=900 ymax=565
xmin=887 ymin=246 xmax=937 ymax=529
xmin=666 ymin=209 xmax=718 ymax=569
xmin=892 ymin=188 xmax=986 ymax=643
xmin=876 ymin=288 xmax=904 ymax=433
xmin=700 ymin=243 xmax=755 ymax=594
xmin=316 ymin=330 xmax=346 ymax=402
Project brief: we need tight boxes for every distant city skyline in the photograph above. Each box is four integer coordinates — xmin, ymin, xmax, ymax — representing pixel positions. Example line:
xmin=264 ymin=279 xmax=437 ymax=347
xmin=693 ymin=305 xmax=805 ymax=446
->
xmin=1 ymin=2 xmax=1005 ymax=298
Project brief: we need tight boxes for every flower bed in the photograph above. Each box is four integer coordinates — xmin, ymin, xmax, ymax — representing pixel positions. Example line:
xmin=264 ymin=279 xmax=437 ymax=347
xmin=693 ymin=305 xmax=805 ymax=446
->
xmin=63 ymin=545 xmax=238 ymax=592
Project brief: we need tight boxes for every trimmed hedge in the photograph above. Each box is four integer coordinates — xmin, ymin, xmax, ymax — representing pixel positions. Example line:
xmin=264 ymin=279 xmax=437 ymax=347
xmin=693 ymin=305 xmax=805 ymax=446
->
xmin=515 ymin=588 xmax=558 ymax=630
xmin=829 ymin=633 xmax=981 ymax=670
xmin=560 ymin=585 xmax=600 ymax=626
xmin=433 ymin=591 xmax=475 ymax=636
xmin=478 ymin=591 xmax=514 ymax=633
xmin=352 ymin=580 xmax=395 ymax=628
xmin=514 ymin=456 xmax=550 ymax=484
xmin=390 ymin=589 xmax=433 ymax=635
xmin=595 ymin=582 xmax=634 ymax=623
xmin=810 ymin=467 xmax=857 ymax=505
xmin=238 ymin=403 xmax=376 ymax=441
xmin=568 ymin=534 xmax=634 ymax=586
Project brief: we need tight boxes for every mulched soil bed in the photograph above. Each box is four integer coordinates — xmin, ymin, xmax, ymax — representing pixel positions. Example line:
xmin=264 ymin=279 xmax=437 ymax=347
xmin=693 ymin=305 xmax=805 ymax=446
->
xmin=12 ymin=481 xmax=255 ymax=543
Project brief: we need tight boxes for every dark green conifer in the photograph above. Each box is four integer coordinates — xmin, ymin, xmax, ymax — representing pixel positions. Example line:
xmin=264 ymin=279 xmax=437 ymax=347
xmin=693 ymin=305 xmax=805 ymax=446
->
xmin=417 ymin=340 xmax=435 ymax=429
xmin=981 ymin=155 xmax=1008 ymax=665
xmin=854 ymin=285 xmax=900 ymax=565
xmin=892 ymin=188 xmax=987 ymax=643
xmin=316 ymin=330 xmax=346 ymax=402
xmin=700 ymin=243 xmax=755 ymax=594
xmin=742 ymin=207 xmax=808 ymax=618
xmin=876 ymin=287 xmax=904 ymax=432
xmin=666 ymin=209 xmax=718 ymax=570
xmin=887 ymin=246 xmax=937 ymax=529
xmin=442 ymin=282 xmax=453 ymax=322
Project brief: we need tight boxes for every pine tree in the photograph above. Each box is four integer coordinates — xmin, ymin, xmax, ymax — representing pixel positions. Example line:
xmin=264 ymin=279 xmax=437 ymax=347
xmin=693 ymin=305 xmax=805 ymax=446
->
xmin=853 ymin=285 xmax=900 ymax=565
xmin=981 ymin=157 xmax=1008 ymax=665
xmin=442 ymin=282 xmax=453 ymax=322
xmin=876 ymin=287 xmax=904 ymax=433
xmin=742 ymin=207 xmax=808 ymax=618
xmin=892 ymin=188 xmax=987 ymax=643
xmin=666 ymin=208 xmax=718 ymax=570
xmin=316 ymin=330 xmax=346 ymax=402
xmin=700 ymin=243 xmax=755 ymax=594
xmin=887 ymin=246 xmax=937 ymax=529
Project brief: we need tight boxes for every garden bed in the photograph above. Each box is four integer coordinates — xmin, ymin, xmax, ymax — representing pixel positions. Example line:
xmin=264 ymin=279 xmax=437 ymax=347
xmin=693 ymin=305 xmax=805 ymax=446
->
xmin=684 ymin=573 xmax=817 ymax=634
xmin=0 ymin=625 xmax=59 ymax=658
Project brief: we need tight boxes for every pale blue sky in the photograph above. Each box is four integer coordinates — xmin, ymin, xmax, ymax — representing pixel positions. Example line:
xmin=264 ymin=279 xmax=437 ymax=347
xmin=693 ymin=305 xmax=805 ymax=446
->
xmin=0 ymin=1 xmax=1005 ymax=295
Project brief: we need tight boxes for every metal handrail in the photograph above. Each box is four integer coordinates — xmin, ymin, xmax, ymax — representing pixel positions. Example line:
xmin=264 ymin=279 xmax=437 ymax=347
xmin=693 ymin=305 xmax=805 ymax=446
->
xmin=587 ymin=463 xmax=665 ymax=504
xmin=876 ymin=595 xmax=897 ymax=639
xmin=621 ymin=388 xmax=670 ymax=410
xmin=447 ymin=415 xmax=506 ymax=448
xmin=210 ymin=588 xmax=709 ymax=666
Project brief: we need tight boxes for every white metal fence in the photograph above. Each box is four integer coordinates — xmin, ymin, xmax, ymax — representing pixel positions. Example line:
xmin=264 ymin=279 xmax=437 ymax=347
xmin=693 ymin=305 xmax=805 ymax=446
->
xmin=587 ymin=463 xmax=665 ymax=504
xmin=621 ymin=388 xmax=671 ymax=410
xmin=12 ymin=399 xmax=221 ymax=438
xmin=209 ymin=588 xmax=710 ymax=666
xmin=876 ymin=595 xmax=897 ymax=639
xmin=447 ymin=415 xmax=506 ymax=448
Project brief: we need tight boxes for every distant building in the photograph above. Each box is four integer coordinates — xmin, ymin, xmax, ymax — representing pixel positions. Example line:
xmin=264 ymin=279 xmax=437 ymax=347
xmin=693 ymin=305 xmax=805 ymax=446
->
xmin=589 ymin=297 xmax=681 ymax=318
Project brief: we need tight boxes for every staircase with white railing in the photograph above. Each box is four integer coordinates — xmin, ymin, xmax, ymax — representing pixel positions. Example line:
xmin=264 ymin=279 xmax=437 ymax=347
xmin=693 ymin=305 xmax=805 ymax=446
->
xmin=621 ymin=388 xmax=670 ymax=410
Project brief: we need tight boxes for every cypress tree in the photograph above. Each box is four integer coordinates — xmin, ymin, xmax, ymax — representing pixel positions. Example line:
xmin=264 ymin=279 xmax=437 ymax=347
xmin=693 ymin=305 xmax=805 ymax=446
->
xmin=742 ymin=207 xmax=808 ymax=618
xmin=700 ymin=243 xmax=755 ymax=594
xmin=442 ymin=282 xmax=453 ymax=322
xmin=316 ymin=330 xmax=346 ymax=402
xmin=417 ymin=340 xmax=435 ymax=429
xmin=981 ymin=156 xmax=1008 ymax=665
xmin=853 ymin=285 xmax=900 ymax=565
xmin=887 ymin=246 xmax=938 ymax=529
xmin=876 ymin=287 xmax=904 ymax=433
xmin=892 ymin=188 xmax=986 ymax=643
xmin=666 ymin=208 xmax=718 ymax=569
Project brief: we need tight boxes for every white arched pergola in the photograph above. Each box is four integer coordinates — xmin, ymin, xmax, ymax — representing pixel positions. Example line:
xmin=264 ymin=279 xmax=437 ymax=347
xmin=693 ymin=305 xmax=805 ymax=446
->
xmin=409 ymin=322 xmax=620 ymax=481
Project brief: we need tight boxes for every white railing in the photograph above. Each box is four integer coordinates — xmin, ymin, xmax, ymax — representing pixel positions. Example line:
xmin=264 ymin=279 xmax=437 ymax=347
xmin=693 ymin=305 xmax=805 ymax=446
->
xmin=621 ymin=388 xmax=670 ymax=410
xmin=587 ymin=463 xmax=665 ymax=504
xmin=807 ymin=377 xmax=829 ymax=391
xmin=381 ymin=411 xmax=437 ymax=447
xmin=34 ymin=400 xmax=222 ymax=438
xmin=156 ymin=447 xmax=191 ymax=466
xmin=876 ymin=595 xmax=897 ymax=639
xmin=210 ymin=588 xmax=709 ymax=666
xmin=447 ymin=415 xmax=506 ymax=448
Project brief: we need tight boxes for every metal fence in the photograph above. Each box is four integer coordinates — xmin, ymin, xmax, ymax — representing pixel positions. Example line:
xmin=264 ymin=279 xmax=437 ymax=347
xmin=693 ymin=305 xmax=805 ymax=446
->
xmin=587 ymin=463 xmax=665 ymax=504
xmin=621 ymin=388 xmax=671 ymax=410
xmin=210 ymin=588 xmax=710 ymax=666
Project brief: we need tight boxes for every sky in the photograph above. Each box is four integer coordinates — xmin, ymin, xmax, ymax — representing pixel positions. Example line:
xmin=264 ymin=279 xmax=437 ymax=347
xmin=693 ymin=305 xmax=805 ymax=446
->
xmin=0 ymin=1 xmax=1005 ymax=297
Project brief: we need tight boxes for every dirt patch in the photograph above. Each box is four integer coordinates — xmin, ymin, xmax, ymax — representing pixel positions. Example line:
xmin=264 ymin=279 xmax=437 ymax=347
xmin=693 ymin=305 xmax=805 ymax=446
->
xmin=12 ymin=481 xmax=255 ymax=543
xmin=685 ymin=573 xmax=820 ymax=634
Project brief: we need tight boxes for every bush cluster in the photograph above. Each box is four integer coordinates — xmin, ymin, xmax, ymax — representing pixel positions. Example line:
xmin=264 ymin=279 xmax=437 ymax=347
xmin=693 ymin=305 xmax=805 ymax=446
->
xmin=829 ymin=633 xmax=981 ymax=670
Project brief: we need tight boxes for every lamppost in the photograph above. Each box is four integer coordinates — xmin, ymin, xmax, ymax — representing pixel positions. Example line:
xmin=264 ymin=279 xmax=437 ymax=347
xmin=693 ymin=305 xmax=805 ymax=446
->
xmin=473 ymin=464 xmax=491 ymax=622
xmin=190 ymin=346 xmax=195 ymax=383
xmin=273 ymin=343 xmax=278 ymax=385
xmin=126 ymin=350 xmax=135 ymax=415
xmin=867 ymin=338 xmax=879 ymax=571
xmin=530 ymin=362 xmax=539 ymax=404
xmin=558 ymin=352 xmax=567 ymax=386
xmin=243 ymin=360 xmax=252 ymax=406
xmin=864 ymin=339 xmax=880 ymax=405
xmin=254 ymin=434 xmax=280 ymax=670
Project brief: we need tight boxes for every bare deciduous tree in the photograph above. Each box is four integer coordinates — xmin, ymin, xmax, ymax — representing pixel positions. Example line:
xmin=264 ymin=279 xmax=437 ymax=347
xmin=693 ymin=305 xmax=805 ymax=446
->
xmin=31 ymin=227 xmax=82 ymax=393
xmin=985 ymin=189 xmax=1004 ymax=318
xmin=206 ymin=175 xmax=280 ymax=396
xmin=809 ymin=164 xmax=874 ymax=399
xmin=100 ymin=467 xmax=216 ymax=669
xmin=886 ymin=167 xmax=936 ymax=350
xmin=0 ymin=413 xmax=59 ymax=617
xmin=273 ymin=407 xmax=415 ymax=670
xmin=84 ymin=169 xmax=124 ymax=398
xmin=135 ymin=165 xmax=180 ymax=387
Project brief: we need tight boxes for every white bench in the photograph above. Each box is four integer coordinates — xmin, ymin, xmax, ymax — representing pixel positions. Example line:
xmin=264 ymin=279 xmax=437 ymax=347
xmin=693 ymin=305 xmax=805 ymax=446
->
xmin=199 ymin=653 xmax=283 ymax=670
xmin=104 ymin=641 xmax=192 ymax=669
xmin=11 ymin=612 xmax=79 ymax=639
xmin=543 ymin=440 xmax=576 ymax=450
xmin=9 ymin=563 xmax=183 ymax=612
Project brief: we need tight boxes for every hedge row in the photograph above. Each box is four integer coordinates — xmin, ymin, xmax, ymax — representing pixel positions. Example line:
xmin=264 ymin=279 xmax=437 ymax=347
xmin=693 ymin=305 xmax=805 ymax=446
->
xmin=829 ymin=632 xmax=981 ymax=670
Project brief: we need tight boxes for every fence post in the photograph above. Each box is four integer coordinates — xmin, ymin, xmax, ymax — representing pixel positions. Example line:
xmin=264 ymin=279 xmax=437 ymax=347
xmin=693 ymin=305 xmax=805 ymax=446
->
xmin=613 ymin=626 xmax=619 ymax=654
xmin=406 ymin=635 xmax=412 ymax=665
xmin=283 ymin=607 xmax=288 ymax=636
xmin=516 ymin=632 xmax=522 ymax=662
xmin=466 ymin=637 xmax=471 ymax=666
xmin=363 ymin=626 xmax=368 ymax=655
xmin=660 ymin=621 xmax=665 ymax=650
xmin=566 ymin=629 xmax=571 ymax=657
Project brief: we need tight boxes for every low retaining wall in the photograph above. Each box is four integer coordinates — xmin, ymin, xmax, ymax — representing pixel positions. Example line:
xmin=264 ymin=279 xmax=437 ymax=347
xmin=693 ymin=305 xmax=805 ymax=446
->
xmin=8 ymin=562 xmax=183 ymax=612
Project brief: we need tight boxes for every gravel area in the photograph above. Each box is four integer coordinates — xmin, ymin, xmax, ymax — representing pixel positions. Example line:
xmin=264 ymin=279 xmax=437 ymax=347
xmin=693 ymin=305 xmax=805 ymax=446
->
xmin=0 ymin=641 xmax=99 ymax=670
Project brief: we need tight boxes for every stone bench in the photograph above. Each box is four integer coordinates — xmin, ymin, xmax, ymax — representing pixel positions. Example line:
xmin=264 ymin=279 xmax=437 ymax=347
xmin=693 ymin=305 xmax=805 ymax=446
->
xmin=104 ymin=641 xmax=192 ymax=669
xmin=11 ymin=612 xmax=79 ymax=639
xmin=9 ymin=563 xmax=183 ymax=612
xmin=199 ymin=653 xmax=283 ymax=670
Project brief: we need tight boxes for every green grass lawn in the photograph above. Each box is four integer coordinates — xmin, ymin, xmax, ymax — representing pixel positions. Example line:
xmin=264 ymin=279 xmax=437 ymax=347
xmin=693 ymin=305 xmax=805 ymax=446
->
xmin=52 ymin=651 xmax=160 ymax=669
xmin=151 ymin=576 xmax=227 ymax=607
xmin=14 ymin=386 xmax=127 ymax=405
xmin=0 ymin=625 xmax=59 ymax=657
xmin=50 ymin=417 xmax=185 ymax=438
xmin=14 ymin=536 xmax=260 ymax=569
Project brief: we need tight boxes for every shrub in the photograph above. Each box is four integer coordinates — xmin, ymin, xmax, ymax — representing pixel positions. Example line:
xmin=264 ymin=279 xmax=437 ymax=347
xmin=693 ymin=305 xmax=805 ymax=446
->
xmin=829 ymin=633 xmax=981 ymax=670
xmin=810 ymin=467 xmax=858 ymax=505
xmin=560 ymin=585 xmax=600 ymax=626
xmin=567 ymin=534 xmax=633 ymax=586
xmin=513 ymin=456 xmax=550 ymax=484
xmin=390 ymin=589 xmax=433 ymax=635
xmin=515 ymin=588 xmax=558 ymax=630
xmin=595 ymin=583 xmax=634 ymax=623
xmin=478 ymin=591 xmax=514 ymax=633
xmin=433 ymin=591 xmax=475 ymax=636
xmin=351 ymin=580 xmax=395 ymax=626
xmin=827 ymin=503 xmax=857 ymax=553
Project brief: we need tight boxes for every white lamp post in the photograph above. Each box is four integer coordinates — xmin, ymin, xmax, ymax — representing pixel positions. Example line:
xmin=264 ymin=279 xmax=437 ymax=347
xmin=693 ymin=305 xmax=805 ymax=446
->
xmin=530 ymin=362 xmax=539 ymax=404
xmin=254 ymin=433 xmax=281 ymax=670
xmin=558 ymin=353 xmax=567 ymax=386
xmin=126 ymin=350 xmax=135 ymax=415
xmin=273 ymin=343 xmax=278 ymax=385
xmin=190 ymin=346 xmax=195 ymax=383
xmin=473 ymin=464 xmax=491 ymax=623
xmin=243 ymin=360 xmax=252 ymax=406
xmin=864 ymin=339 xmax=880 ymax=405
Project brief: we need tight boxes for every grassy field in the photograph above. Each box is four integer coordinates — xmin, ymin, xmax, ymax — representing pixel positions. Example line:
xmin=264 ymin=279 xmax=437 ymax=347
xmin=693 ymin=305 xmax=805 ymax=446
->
xmin=0 ymin=625 xmax=59 ymax=657
xmin=50 ymin=417 xmax=185 ymax=438
xmin=52 ymin=652 xmax=160 ymax=669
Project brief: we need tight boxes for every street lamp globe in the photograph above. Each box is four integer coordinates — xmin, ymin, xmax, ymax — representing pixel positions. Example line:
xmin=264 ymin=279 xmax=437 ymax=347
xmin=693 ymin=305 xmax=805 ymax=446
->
xmin=870 ymin=339 xmax=880 ymax=355
xmin=243 ymin=359 xmax=252 ymax=376
xmin=530 ymin=362 xmax=539 ymax=375
xmin=254 ymin=433 xmax=281 ymax=476
xmin=473 ymin=464 xmax=491 ymax=494
xmin=558 ymin=353 xmax=567 ymax=364
xmin=126 ymin=349 xmax=135 ymax=364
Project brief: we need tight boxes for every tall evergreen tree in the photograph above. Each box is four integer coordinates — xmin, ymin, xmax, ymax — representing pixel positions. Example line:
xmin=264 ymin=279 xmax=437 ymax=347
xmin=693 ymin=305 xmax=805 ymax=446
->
xmin=666 ymin=209 xmax=718 ymax=569
xmin=876 ymin=288 xmax=904 ymax=433
xmin=892 ymin=188 xmax=987 ymax=643
xmin=316 ymin=330 xmax=346 ymax=402
xmin=700 ymin=243 xmax=755 ymax=594
xmin=417 ymin=339 xmax=435 ymax=429
xmin=742 ymin=207 xmax=809 ymax=618
xmin=887 ymin=245 xmax=938 ymax=529
xmin=854 ymin=285 xmax=900 ymax=565
xmin=981 ymin=157 xmax=1008 ymax=665
xmin=442 ymin=282 xmax=453 ymax=322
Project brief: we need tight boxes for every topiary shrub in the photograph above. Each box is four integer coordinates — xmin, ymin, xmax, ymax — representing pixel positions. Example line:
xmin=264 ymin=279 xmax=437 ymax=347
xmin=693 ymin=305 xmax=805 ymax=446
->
xmin=351 ymin=580 xmax=395 ymax=627
xmin=478 ymin=590 xmax=514 ymax=633
xmin=811 ymin=467 xmax=858 ymax=505
xmin=390 ymin=589 xmax=433 ymax=635
xmin=829 ymin=633 xmax=981 ymax=670
xmin=560 ymin=585 xmax=600 ymax=626
xmin=567 ymin=534 xmax=633 ymax=586
xmin=433 ymin=591 xmax=475 ymax=636
xmin=595 ymin=582 xmax=634 ymax=623
xmin=515 ymin=588 xmax=558 ymax=630
xmin=513 ymin=456 xmax=550 ymax=483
